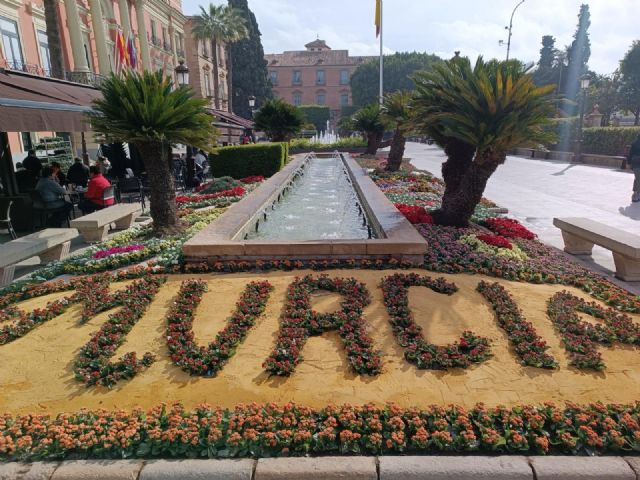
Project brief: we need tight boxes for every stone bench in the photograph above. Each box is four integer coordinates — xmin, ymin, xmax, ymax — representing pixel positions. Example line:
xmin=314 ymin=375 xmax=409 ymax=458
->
xmin=0 ymin=228 xmax=78 ymax=286
xmin=553 ymin=217 xmax=640 ymax=281
xmin=70 ymin=204 xmax=142 ymax=242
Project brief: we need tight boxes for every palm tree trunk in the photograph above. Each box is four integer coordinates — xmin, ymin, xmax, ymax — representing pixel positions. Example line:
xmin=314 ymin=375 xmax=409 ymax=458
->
xmin=440 ymin=139 xmax=476 ymax=198
xmin=43 ymin=0 xmax=65 ymax=79
xmin=432 ymin=153 xmax=502 ymax=227
xmin=134 ymin=141 xmax=182 ymax=236
xmin=365 ymin=132 xmax=382 ymax=155
xmin=211 ymin=37 xmax=220 ymax=109
xmin=226 ymin=49 xmax=233 ymax=112
xmin=385 ymin=127 xmax=406 ymax=171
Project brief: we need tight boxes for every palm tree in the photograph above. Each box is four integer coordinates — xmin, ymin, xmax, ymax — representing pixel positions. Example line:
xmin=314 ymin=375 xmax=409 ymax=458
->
xmin=353 ymin=104 xmax=388 ymax=155
xmin=43 ymin=0 xmax=65 ymax=78
xmin=381 ymin=90 xmax=413 ymax=171
xmin=412 ymin=57 xmax=555 ymax=226
xmin=192 ymin=4 xmax=247 ymax=111
xmin=87 ymin=71 xmax=215 ymax=235
xmin=253 ymin=98 xmax=304 ymax=141
xmin=219 ymin=6 xmax=248 ymax=112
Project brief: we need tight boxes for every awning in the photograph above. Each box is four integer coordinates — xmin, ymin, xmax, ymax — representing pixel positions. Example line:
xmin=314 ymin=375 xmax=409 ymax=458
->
xmin=0 ymin=70 xmax=101 ymax=132
xmin=208 ymin=108 xmax=254 ymax=130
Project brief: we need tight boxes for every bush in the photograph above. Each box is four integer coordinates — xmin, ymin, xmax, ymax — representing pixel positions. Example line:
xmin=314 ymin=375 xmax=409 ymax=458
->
xmin=541 ymin=117 xmax=579 ymax=151
xmin=198 ymin=176 xmax=243 ymax=194
xmin=582 ymin=127 xmax=640 ymax=156
xmin=299 ymin=105 xmax=331 ymax=131
xmin=289 ymin=137 xmax=367 ymax=150
xmin=209 ymin=143 xmax=288 ymax=178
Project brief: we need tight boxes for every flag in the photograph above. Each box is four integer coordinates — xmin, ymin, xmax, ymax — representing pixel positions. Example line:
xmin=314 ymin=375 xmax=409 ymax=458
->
xmin=116 ymin=32 xmax=128 ymax=71
xmin=375 ymin=0 xmax=381 ymax=37
xmin=127 ymin=35 xmax=137 ymax=69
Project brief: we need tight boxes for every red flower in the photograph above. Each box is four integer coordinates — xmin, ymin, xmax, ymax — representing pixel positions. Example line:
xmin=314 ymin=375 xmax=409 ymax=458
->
xmin=394 ymin=204 xmax=434 ymax=225
xmin=477 ymin=234 xmax=513 ymax=249
xmin=484 ymin=218 xmax=536 ymax=240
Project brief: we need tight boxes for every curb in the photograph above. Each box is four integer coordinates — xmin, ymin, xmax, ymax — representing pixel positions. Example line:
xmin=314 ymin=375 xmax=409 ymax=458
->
xmin=1 ymin=456 xmax=640 ymax=480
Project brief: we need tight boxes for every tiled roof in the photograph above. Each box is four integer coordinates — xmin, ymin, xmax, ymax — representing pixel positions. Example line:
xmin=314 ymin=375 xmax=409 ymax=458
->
xmin=304 ymin=39 xmax=330 ymax=50
xmin=265 ymin=50 xmax=375 ymax=67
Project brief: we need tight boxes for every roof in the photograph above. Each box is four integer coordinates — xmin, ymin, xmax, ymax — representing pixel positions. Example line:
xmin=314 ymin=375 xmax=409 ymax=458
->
xmin=304 ymin=39 xmax=331 ymax=50
xmin=265 ymin=50 xmax=375 ymax=67
xmin=0 ymin=70 xmax=101 ymax=132
xmin=208 ymin=108 xmax=254 ymax=130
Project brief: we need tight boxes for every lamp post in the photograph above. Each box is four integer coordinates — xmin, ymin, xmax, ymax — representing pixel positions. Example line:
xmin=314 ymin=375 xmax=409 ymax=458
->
xmin=575 ymin=75 xmax=591 ymax=163
xmin=248 ymin=95 xmax=256 ymax=119
xmin=505 ymin=0 xmax=525 ymax=61
xmin=174 ymin=60 xmax=189 ymax=87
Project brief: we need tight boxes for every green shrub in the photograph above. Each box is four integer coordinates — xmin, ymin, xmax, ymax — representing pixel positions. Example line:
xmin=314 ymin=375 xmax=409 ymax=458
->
xmin=209 ymin=143 xmax=288 ymax=178
xmin=199 ymin=176 xmax=243 ymax=194
xmin=299 ymin=105 xmax=331 ymax=131
xmin=582 ymin=127 xmax=640 ymax=156
xmin=289 ymin=137 xmax=367 ymax=150
xmin=541 ymin=117 xmax=579 ymax=151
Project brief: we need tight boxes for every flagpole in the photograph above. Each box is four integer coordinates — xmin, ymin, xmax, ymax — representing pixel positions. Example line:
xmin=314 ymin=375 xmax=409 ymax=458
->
xmin=379 ymin=0 xmax=383 ymax=106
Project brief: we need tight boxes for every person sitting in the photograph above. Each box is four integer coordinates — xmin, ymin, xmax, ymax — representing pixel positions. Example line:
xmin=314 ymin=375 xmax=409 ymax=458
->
xmin=50 ymin=161 xmax=67 ymax=186
xmin=67 ymin=157 xmax=90 ymax=187
xmin=35 ymin=166 xmax=73 ymax=227
xmin=78 ymin=166 xmax=114 ymax=214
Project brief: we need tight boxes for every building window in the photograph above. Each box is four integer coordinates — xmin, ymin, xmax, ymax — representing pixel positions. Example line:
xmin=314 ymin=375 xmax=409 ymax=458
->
xmin=37 ymin=30 xmax=51 ymax=76
xmin=340 ymin=69 xmax=349 ymax=85
xmin=316 ymin=93 xmax=326 ymax=105
xmin=0 ymin=16 xmax=24 ymax=70
xmin=162 ymin=26 xmax=169 ymax=51
xmin=204 ymin=71 xmax=211 ymax=97
xmin=340 ymin=93 xmax=349 ymax=107
xmin=316 ymin=69 xmax=325 ymax=85
xmin=150 ymin=19 xmax=158 ymax=45
xmin=201 ymin=40 xmax=208 ymax=57
xmin=269 ymin=70 xmax=278 ymax=86
xmin=220 ymin=81 xmax=226 ymax=101
xmin=293 ymin=93 xmax=302 ymax=106
xmin=20 ymin=132 xmax=33 ymax=151
xmin=292 ymin=70 xmax=302 ymax=85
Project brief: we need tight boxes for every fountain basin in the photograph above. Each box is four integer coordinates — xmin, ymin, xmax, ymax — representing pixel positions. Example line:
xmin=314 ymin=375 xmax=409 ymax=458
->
xmin=182 ymin=153 xmax=428 ymax=265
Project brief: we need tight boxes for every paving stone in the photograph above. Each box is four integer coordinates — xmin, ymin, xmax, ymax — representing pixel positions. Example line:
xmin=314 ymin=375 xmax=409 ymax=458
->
xmin=379 ymin=456 xmax=532 ymax=479
xmin=530 ymin=456 xmax=635 ymax=480
xmin=0 ymin=462 xmax=59 ymax=480
xmin=255 ymin=457 xmax=376 ymax=480
xmin=139 ymin=459 xmax=254 ymax=480
xmin=625 ymin=457 xmax=640 ymax=478
xmin=50 ymin=460 xmax=143 ymax=480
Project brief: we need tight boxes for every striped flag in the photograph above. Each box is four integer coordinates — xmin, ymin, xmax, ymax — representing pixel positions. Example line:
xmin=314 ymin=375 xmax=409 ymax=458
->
xmin=116 ymin=32 xmax=129 ymax=71
xmin=375 ymin=0 xmax=382 ymax=37
xmin=127 ymin=35 xmax=137 ymax=69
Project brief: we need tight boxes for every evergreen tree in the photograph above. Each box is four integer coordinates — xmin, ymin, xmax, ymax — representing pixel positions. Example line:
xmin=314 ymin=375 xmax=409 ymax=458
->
xmin=563 ymin=4 xmax=591 ymax=107
xmin=533 ymin=35 xmax=557 ymax=87
xmin=619 ymin=41 xmax=640 ymax=125
xmin=227 ymin=0 xmax=272 ymax=118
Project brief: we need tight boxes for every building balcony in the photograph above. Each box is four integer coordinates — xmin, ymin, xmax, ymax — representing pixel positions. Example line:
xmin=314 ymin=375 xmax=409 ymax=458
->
xmin=163 ymin=41 xmax=172 ymax=52
xmin=150 ymin=36 xmax=161 ymax=47
xmin=0 ymin=59 xmax=50 ymax=77
xmin=64 ymin=71 xmax=107 ymax=88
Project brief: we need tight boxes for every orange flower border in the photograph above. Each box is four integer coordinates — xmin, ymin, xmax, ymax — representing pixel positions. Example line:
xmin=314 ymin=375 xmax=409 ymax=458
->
xmin=1 ymin=401 xmax=640 ymax=461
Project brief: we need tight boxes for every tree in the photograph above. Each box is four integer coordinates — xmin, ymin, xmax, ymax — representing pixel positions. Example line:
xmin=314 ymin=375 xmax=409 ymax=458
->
xmin=585 ymin=73 xmax=620 ymax=126
xmin=88 ymin=71 xmax=215 ymax=235
xmin=381 ymin=91 xmax=413 ymax=171
xmin=619 ymin=41 xmax=640 ymax=125
xmin=298 ymin=105 xmax=330 ymax=132
xmin=563 ymin=4 xmax=591 ymax=110
xmin=228 ymin=0 xmax=272 ymax=118
xmin=412 ymin=57 xmax=555 ymax=226
xmin=352 ymin=104 xmax=388 ymax=155
xmin=43 ymin=0 xmax=64 ymax=79
xmin=350 ymin=52 xmax=441 ymax=107
xmin=192 ymin=4 xmax=247 ymax=110
xmin=253 ymin=98 xmax=304 ymax=141
xmin=219 ymin=6 xmax=249 ymax=112
xmin=533 ymin=35 xmax=557 ymax=87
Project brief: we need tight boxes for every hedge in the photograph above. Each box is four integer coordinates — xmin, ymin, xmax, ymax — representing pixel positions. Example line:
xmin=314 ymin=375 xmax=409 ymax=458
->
xmin=209 ymin=143 xmax=289 ymax=179
xmin=299 ymin=105 xmax=331 ymax=132
xmin=582 ymin=127 xmax=640 ymax=156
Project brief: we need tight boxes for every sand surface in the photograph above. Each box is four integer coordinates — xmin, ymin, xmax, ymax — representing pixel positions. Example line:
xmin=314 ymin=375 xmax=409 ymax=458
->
xmin=1 ymin=270 xmax=639 ymax=414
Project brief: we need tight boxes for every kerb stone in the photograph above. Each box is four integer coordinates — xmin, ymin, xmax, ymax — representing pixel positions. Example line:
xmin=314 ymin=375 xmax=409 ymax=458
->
xmin=51 ymin=460 xmax=143 ymax=480
xmin=0 ymin=462 xmax=59 ymax=480
xmin=379 ymin=456 xmax=532 ymax=480
xmin=530 ymin=456 xmax=636 ymax=480
xmin=255 ymin=457 xmax=377 ymax=480
xmin=139 ymin=459 xmax=254 ymax=480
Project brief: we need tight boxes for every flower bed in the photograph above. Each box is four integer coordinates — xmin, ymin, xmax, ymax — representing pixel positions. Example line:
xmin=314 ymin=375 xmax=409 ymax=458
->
xmin=483 ymin=217 xmax=536 ymax=240
xmin=264 ymin=275 xmax=382 ymax=376
xmin=380 ymin=273 xmax=491 ymax=369
xmin=167 ymin=279 xmax=273 ymax=376
xmin=477 ymin=281 xmax=557 ymax=368
xmin=93 ymin=244 xmax=145 ymax=259
xmin=3 ymin=400 xmax=640 ymax=460
xmin=458 ymin=234 xmax=530 ymax=262
xmin=394 ymin=204 xmax=433 ymax=225
xmin=546 ymin=291 xmax=640 ymax=370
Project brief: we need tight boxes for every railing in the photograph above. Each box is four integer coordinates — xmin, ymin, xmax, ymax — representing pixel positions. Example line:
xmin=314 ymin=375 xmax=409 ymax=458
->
xmin=64 ymin=71 xmax=107 ymax=87
xmin=0 ymin=59 xmax=50 ymax=77
xmin=150 ymin=36 xmax=161 ymax=47
xmin=163 ymin=40 xmax=172 ymax=52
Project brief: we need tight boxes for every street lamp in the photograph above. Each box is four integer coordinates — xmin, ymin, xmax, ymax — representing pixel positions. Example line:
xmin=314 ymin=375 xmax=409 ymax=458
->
xmin=505 ymin=0 xmax=525 ymax=61
xmin=248 ymin=95 xmax=256 ymax=118
xmin=575 ymin=74 xmax=591 ymax=163
xmin=174 ymin=60 xmax=189 ymax=87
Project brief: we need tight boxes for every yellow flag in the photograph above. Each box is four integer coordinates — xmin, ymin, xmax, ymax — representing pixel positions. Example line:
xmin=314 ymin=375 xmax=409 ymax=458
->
xmin=375 ymin=0 xmax=381 ymax=37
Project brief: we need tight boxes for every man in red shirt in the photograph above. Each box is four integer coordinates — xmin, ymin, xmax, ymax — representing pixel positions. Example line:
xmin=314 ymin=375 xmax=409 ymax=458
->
xmin=79 ymin=165 xmax=115 ymax=214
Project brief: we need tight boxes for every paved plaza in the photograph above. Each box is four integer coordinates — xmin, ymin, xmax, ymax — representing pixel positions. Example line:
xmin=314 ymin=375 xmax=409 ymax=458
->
xmin=404 ymin=142 xmax=640 ymax=293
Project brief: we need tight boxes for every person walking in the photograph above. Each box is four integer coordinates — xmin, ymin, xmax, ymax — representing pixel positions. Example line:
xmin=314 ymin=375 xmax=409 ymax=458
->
xmin=78 ymin=166 xmax=115 ymax=214
xmin=629 ymin=134 xmax=640 ymax=203
xmin=35 ymin=166 xmax=73 ymax=227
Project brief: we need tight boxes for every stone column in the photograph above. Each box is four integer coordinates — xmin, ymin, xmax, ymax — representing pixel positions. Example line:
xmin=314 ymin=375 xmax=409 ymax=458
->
xmin=63 ymin=0 xmax=90 ymax=73
xmin=118 ymin=0 xmax=132 ymax=36
xmin=88 ymin=0 xmax=111 ymax=74
xmin=134 ymin=0 xmax=151 ymax=71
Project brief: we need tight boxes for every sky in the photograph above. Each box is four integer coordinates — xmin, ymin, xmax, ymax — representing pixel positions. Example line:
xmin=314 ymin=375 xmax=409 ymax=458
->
xmin=181 ymin=0 xmax=638 ymax=74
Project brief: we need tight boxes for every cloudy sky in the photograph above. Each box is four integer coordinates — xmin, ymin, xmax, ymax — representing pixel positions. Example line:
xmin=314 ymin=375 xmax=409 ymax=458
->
xmin=181 ymin=0 xmax=637 ymax=74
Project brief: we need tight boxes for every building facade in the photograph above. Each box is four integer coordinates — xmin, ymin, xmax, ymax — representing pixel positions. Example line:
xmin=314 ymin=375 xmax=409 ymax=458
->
xmin=264 ymin=39 xmax=374 ymax=127
xmin=0 ymin=0 xmax=189 ymax=156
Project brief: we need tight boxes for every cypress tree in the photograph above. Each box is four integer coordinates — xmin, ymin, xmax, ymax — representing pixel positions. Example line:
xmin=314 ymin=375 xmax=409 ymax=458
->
xmin=227 ymin=0 xmax=272 ymax=119
xmin=564 ymin=4 xmax=591 ymax=105
xmin=533 ymin=36 xmax=557 ymax=87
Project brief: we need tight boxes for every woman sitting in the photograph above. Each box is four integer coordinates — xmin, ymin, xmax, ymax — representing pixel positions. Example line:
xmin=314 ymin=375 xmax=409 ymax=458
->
xmin=35 ymin=166 xmax=73 ymax=227
xmin=78 ymin=166 xmax=115 ymax=214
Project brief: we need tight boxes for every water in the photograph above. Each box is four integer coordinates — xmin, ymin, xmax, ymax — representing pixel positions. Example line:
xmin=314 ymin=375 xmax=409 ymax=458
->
xmin=246 ymin=155 xmax=371 ymax=240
